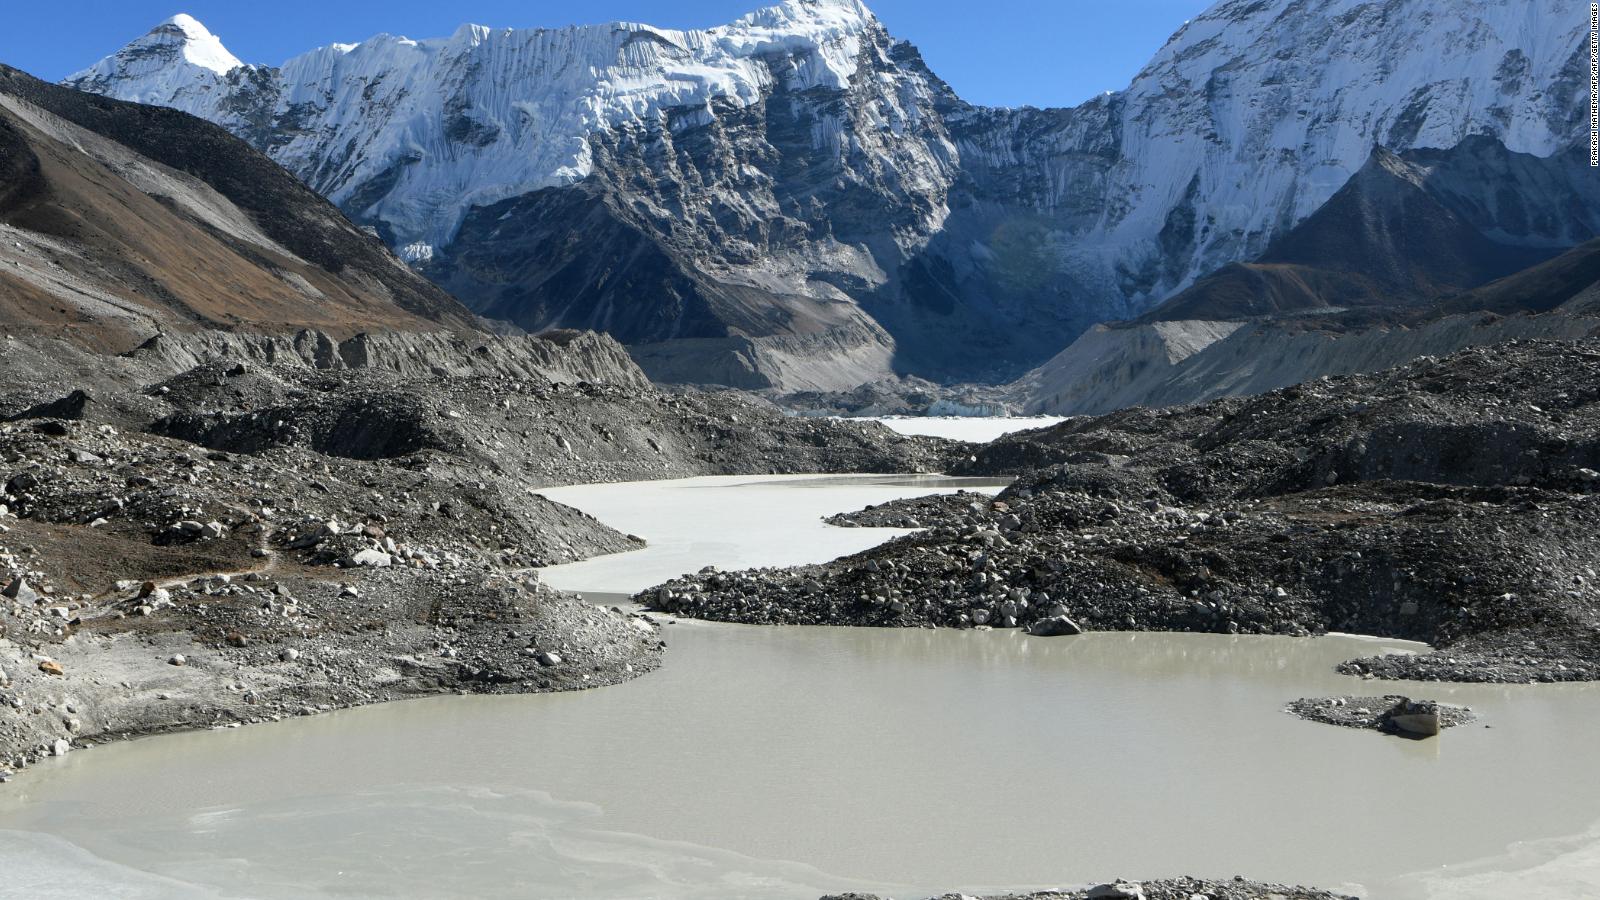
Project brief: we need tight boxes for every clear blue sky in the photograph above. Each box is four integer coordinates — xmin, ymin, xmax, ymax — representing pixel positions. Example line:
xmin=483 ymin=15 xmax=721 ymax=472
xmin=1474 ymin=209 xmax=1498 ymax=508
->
xmin=1 ymin=0 xmax=1211 ymax=109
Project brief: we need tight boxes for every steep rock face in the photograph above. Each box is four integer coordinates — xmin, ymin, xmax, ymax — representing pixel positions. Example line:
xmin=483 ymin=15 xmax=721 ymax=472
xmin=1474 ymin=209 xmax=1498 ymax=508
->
xmin=65 ymin=1 xmax=1595 ymax=385
xmin=1090 ymin=0 xmax=1588 ymax=286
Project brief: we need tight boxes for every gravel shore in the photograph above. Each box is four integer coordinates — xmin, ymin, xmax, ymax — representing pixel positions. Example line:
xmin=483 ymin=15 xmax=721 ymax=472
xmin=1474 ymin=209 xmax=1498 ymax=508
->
xmin=822 ymin=876 xmax=1356 ymax=900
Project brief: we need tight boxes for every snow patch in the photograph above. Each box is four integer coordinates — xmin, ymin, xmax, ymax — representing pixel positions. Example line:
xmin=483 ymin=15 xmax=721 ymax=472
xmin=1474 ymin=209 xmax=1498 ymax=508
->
xmin=399 ymin=242 xmax=435 ymax=264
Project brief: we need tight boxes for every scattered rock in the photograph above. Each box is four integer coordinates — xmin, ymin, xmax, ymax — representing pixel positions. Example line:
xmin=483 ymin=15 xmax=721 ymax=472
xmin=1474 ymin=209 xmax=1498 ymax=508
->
xmin=1387 ymin=698 xmax=1443 ymax=737
xmin=348 ymin=549 xmax=393 ymax=568
xmin=2 ymin=577 xmax=39 ymax=603
xmin=1028 ymin=615 xmax=1083 ymax=637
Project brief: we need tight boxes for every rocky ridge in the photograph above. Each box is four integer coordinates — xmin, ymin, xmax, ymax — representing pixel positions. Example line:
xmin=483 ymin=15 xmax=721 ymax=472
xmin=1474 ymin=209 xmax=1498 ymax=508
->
xmin=823 ymin=491 xmax=992 ymax=529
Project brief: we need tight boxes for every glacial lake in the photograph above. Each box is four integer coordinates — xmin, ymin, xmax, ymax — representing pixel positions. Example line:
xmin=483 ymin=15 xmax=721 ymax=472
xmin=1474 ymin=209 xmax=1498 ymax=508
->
xmin=3 ymin=473 xmax=1600 ymax=899
xmin=859 ymin=415 xmax=1067 ymax=443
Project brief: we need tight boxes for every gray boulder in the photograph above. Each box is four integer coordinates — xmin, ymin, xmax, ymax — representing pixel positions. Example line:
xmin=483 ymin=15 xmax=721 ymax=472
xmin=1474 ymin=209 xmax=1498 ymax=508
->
xmin=1 ymin=577 xmax=39 ymax=604
xmin=1086 ymin=882 xmax=1145 ymax=900
xmin=1028 ymin=614 xmax=1084 ymax=637
xmin=348 ymin=549 xmax=393 ymax=568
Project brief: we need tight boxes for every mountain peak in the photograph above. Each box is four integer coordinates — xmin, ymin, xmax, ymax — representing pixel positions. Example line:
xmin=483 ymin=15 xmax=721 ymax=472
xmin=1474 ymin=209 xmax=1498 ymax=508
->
xmin=162 ymin=12 xmax=204 ymax=30
xmin=64 ymin=12 xmax=242 ymax=94
xmin=160 ymin=12 xmax=214 ymax=38
xmin=149 ymin=13 xmax=242 ymax=75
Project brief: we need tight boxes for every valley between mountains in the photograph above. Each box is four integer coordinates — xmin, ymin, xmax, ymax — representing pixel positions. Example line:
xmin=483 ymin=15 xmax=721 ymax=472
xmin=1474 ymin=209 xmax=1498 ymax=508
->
xmin=3 ymin=1 xmax=1600 ymax=898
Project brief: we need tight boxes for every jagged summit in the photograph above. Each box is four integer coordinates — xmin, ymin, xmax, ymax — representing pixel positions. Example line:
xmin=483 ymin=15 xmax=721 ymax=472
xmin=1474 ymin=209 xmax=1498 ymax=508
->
xmin=129 ymin=12 xmax=240 ymax=73
xmin=160 ymin=13 xmax=225 ymax=41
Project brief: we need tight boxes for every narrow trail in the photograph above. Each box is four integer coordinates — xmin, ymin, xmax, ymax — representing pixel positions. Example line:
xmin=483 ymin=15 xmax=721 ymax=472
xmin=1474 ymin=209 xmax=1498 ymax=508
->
xmin=152 ymin=549 xmax=279 ymax=592
xmin=82 ymin=529 xmax=283 ymax=607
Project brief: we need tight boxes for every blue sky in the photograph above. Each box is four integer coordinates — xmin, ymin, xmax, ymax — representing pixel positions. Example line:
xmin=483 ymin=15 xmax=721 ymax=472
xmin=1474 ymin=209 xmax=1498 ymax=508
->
xmin=2 ymin=0 xmax=1211 ymax=108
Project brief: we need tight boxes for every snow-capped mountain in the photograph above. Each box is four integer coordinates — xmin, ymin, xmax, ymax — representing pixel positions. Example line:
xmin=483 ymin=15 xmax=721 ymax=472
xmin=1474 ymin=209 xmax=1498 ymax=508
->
xmin=65 ymin=0 xmax=1596 ymax=388
xmin=72 ymin=6 xmax=882 ymax=256
xmin=70 ymin=13 xmax=243 ymax=102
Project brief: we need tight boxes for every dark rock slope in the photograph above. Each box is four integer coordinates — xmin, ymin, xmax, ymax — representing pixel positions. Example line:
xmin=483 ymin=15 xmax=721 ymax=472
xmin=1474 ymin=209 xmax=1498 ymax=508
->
xmin=1014 ymin=137 xmax=1600 ymax=418
xmin=1144 ymin=140 xmax=1593 ymax=323
xmin=649 ymin=339 xmax=1600 ymax=684
xmin=0 ymin=64 xmax=475 ymax=345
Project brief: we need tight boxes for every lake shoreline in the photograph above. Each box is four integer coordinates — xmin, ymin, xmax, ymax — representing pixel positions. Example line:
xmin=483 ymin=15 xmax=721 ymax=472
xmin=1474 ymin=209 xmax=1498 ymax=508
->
xmin=2 ymin=473 xmax=1007 ymax=785
xmin=9 ymin=619 xmax=1595 ymax=899
xmin=0 ymin=562 xmax=665 ymax=785
xmin=9 ymin=459 xmax=1594 ymax=900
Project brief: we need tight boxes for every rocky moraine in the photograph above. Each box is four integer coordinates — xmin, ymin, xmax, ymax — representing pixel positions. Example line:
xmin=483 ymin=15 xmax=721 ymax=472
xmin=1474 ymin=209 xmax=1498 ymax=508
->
xmin=0 ymin=328 xmax=960 ymax=782
xmin=648 ymin=339 xmax=1600 ymax=685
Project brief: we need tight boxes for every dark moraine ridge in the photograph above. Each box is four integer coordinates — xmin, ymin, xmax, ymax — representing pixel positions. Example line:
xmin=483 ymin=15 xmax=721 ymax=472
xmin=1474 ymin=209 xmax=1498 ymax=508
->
xmin=646 ymin=338 xmax=1600 ymax=684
